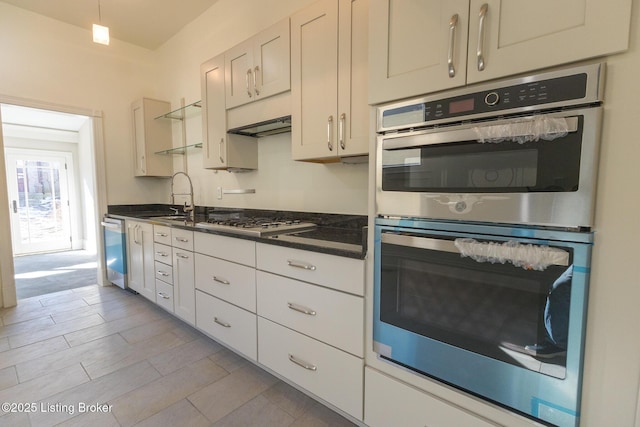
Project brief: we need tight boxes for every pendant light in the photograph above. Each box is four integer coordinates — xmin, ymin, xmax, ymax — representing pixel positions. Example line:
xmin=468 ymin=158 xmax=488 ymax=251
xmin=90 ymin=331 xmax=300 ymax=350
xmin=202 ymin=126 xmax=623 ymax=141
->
xmin=92 ymin=0 xmax=109 ymax=45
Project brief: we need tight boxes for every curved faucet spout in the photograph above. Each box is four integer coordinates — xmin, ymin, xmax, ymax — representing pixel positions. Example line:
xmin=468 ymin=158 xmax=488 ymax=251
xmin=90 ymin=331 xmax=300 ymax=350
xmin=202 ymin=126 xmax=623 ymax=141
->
xmin=170 ymin=171 xmax=195 ymax=221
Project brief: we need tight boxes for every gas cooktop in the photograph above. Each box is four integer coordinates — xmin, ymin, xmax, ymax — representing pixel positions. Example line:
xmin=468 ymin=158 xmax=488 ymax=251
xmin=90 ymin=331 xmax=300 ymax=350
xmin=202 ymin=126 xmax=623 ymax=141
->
xmin=195 ymin=217 xmax=316 ymax=237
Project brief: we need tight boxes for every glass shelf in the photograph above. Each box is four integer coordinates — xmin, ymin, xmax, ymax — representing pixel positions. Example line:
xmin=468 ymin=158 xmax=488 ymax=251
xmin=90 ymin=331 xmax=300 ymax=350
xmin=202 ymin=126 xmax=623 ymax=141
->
xmin=155 ymin=100 xmax=202 ymax=121
xmin=155 ymin=142 xmax=202 ymax=155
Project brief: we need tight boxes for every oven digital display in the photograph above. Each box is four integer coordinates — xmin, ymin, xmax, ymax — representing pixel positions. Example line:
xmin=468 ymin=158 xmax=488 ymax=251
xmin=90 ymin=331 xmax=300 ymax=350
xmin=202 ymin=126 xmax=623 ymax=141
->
xmin=449 ymin=98 xmax=475 ymax=114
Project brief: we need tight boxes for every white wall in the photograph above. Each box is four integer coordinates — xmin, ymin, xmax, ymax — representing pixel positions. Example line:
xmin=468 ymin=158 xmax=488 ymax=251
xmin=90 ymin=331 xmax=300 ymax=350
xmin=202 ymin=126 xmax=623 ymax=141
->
xmin=153 ymin=0 xmax=369 ymax=215
xmin=579 ymin=2 xmax=640 ymax=424
xmin=0 ymin=2 xmax=168 ymax=205
xmin=0 ymin=0 xmax=369 ymax=215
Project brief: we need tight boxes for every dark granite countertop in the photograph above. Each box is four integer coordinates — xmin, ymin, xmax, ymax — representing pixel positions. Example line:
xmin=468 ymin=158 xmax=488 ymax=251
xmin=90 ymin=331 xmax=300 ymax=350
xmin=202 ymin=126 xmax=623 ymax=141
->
xmin=107 ymin=204 xmax=367 ymax=259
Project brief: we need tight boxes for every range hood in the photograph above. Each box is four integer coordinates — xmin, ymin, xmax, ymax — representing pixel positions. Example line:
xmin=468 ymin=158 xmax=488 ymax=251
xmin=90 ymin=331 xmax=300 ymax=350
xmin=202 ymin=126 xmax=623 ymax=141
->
xmin=226 ymin=91 xmax=291 ymax=138
xmin=227 ymin=116 xmax=291 ymax=137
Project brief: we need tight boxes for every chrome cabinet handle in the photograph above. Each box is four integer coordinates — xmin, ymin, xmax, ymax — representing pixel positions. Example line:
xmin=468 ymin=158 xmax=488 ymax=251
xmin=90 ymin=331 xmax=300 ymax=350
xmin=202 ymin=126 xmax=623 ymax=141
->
xmin=157 ymin=270 xmax=170 ymax=277
xmin=287 ymin=260 xmax=316 ymax=271
xmin=176 ymin=253 xmax=189 ymax=259
xmin=175 ymin=237 xmax=189 ymax=243
xmin=219 ymin=138 xmax=224 ymax=164
xmin=254 ymin=65 xmax=260 ymax=96
xmin=448 ymin=14 xmax=458 ymax=78
xmin=156 ymin=251 xmax=169 ymax=257
xmin=477 ymin=3 xmax=488 ymax=71
xmin=327 ymin=115 xmax=334 ymax=151
xmin=155 ymin=232 xmax=168 ymax=237
xmin=214 ymin=317 xmax=231 ymax=328
xmin=339 ymin=113 xmax=346 ymax=150
xmin=133 ymin=225 xmax=141 ymax=245
xmin=213 ymin=276 xmax=230 ymax=285
xmin=288 ymin=354 xmax=317 ymax=371
xmin=287 ymin=302 xmax=316 ymax=316
xmin=157 ymin=292 xmax=170 ymax=299
xmin=246 ymin=68 xmax=253 ymax=97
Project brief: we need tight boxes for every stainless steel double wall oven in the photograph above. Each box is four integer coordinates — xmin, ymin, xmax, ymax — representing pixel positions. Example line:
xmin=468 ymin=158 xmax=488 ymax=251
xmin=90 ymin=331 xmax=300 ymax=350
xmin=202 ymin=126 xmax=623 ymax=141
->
xmin=373 ymin=63 xmax=605 ymax=427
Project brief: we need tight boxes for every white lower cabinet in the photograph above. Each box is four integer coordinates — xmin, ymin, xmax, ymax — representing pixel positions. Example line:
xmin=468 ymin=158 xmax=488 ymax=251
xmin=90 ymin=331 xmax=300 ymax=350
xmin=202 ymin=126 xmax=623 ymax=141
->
xmin=195 ymin=253 xmax=256 ymax=312
xmin=127 ymin=220 xmax=155 ymax=301
xmin=258 ymin=317 xmax=363 ymax=419
xmin=364 ymin=367 xmax=497 ymax=427
xmin=256 ymin=270 xmax=363 ymax=357
xmin=196 ymin=290 xmax=257 ymax=361
xmin=172 ymin=247 xmax=195 ymax=325
xmin=256 ymin=243 xmax=365 ymax=421
xmin=155 ymin=280 xmax=174 ymax=312
xmin=256 ymin=243 xmax=364 ymax=295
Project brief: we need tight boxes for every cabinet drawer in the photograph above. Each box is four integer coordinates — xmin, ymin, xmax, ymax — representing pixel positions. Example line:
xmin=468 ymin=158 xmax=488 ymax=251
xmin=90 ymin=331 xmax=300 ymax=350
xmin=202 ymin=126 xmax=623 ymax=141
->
xmin=154 ymin=261 xmax=173 ymax=284
xmin=257 ymin=271 xmax=363 ymax=357
xmin=258 ymin=317 xmax=363 ymax=420
xmin=256 ymin=243 xmax=364 ymax=295
xmin=154 ymin=243 xmax=172 ymax=265
xmin=194 ymin=232 xmax=256 ymax=267
xmin=195 ymin=253 xmax=256 ymax=312
xmin=364 ymin=368 xmax=497 ymax=427
xmin=155 ymin=280 xmax=174 ymax=312
xmin=172 ymin=228 xmax=194 ymax=251
xmin=153 ymin=225 xmax=172 ymax=245
xmin=196 ymin=290 xmax=257 ymax=361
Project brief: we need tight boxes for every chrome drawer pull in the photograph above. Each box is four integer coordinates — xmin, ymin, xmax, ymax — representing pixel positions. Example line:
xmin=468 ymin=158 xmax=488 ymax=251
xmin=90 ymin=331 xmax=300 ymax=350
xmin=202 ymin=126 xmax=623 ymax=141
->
xmin=287 ymin=302 xmax=316 ymax=316
xmin=155 ymin=232 xmax=168 ymax=237
xmin=214 ymin=317 xmax=231 ymax=328
xmin=213 ymin=276 xmax=230 ymax=285
xmin=175 ymin=237 xmax=189 ymax=243
xmin=176 ymin=253 xmax=189 ymax=259
xmin=288 ymin=354 xmax=317 ymax=371
xmin=156 ymin=251 xmax=169 ymax=257
xmin=287 ymin=260 xmax=316 ymax=271
xmin=157 ymin=292 xmax=170 ymax=299
xmin=157 ymin=271 xmax=170 ymax=277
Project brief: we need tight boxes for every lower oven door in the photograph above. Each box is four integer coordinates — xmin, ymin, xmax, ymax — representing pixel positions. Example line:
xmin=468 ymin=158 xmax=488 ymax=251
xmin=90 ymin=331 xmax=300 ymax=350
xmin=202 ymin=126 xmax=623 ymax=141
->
xmin=373 ymin=218 xmax=592 ymax=427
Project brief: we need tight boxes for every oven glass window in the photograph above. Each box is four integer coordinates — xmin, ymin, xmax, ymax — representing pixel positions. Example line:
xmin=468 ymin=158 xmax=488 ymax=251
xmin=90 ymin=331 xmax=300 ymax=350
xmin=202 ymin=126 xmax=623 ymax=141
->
xmin=381 ymin=117 xmax=583 ymax=193
xmin=380 ymin=235 xmax=574 ymax=379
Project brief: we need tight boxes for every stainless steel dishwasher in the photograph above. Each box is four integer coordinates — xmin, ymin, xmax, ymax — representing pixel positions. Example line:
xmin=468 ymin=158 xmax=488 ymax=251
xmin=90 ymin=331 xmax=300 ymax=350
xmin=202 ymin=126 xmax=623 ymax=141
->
xmin=101 ymin=216 xmax=128 ymax=289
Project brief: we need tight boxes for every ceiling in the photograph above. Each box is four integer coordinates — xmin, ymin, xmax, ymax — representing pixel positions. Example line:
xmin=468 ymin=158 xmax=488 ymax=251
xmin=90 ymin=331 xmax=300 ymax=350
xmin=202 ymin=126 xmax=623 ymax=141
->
xmin=0 ymin=0 xmax=219 ymax=50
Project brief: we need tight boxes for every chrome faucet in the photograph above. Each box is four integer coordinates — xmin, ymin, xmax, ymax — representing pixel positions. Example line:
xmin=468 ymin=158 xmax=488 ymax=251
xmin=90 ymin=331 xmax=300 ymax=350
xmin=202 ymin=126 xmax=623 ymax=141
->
xmin=170 ymin=171 xmax=195 ymax=222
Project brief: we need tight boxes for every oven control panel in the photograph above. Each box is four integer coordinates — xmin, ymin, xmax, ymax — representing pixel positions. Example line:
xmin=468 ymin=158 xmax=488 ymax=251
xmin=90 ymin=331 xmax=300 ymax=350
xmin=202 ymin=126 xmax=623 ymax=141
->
xmin=379 ymin=63 xmax=603 ymax=131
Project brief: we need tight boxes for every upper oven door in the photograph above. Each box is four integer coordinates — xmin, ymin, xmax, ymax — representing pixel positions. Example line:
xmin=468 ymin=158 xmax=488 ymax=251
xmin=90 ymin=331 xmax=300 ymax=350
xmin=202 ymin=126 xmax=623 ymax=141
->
xmin=376 ymin=107 xmax=603 ymax=228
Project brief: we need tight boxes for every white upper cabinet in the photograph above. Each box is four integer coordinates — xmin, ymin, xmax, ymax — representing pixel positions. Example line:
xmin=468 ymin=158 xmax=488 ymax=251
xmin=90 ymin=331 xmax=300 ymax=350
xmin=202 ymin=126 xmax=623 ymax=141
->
xmin=291 ymin=0 xmax=369 ymax=162
xmin=369 ymin=0 xmax=468 ymax=105
xmin=466 ymin=0 xmax=632 ymax=83
xmin=225 ymin=18 xmax=291 ymax=109
xmin=201 ymin=54 xmax=257 ymax=170
xmin=369 ymin=0 xmax=632 ymax=104
xmin=131 ymin=98 xmax=173 ymax=177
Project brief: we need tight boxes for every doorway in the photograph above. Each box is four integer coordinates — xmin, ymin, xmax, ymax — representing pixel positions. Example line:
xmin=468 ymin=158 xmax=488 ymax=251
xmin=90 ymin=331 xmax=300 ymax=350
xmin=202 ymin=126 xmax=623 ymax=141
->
xmin=5 ymin=149 xmax=73 ymax=255
xmin=1 ymin=102 xmax=105 ymax=302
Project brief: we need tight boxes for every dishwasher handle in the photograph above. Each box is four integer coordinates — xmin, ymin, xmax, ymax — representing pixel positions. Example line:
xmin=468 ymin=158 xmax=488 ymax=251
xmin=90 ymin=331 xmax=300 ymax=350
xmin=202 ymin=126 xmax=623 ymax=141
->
xmin=101 ymin=221 xmax=121 ymax=230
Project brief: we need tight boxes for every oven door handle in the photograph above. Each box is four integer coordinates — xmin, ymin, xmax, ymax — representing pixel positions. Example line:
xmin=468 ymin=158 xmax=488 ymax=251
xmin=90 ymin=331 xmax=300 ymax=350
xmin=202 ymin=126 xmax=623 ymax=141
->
xmin=381 ymin=233 xmax=570 ymax=268
xmin=382 ymin=233 xmax=459 ymax=254
xmin=382 ymin=116 xmax=579 ymax=150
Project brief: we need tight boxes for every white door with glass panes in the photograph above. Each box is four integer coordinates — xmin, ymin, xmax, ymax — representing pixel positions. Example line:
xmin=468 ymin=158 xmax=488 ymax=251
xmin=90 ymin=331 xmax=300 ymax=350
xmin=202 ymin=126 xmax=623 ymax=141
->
xmin=5 ymin=149 xmax=72 ymax=255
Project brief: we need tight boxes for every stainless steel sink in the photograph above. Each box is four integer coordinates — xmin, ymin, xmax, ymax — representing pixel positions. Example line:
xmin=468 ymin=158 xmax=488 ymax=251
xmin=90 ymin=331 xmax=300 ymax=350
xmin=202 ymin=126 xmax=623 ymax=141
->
xmin=152 ymin=215 xmax=189 ymax=221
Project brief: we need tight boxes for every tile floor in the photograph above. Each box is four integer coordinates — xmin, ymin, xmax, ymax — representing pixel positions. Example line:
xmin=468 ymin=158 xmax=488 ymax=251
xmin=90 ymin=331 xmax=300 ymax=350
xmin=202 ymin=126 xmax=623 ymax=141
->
xmin=0 ymin=285 xmax=358 ymax=427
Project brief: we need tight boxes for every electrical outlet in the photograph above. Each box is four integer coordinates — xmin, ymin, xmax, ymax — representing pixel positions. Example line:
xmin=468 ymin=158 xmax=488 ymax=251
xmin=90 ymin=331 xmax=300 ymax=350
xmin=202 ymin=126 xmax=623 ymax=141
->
xmin=216 ymin=186 xmax=222 ymax=200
